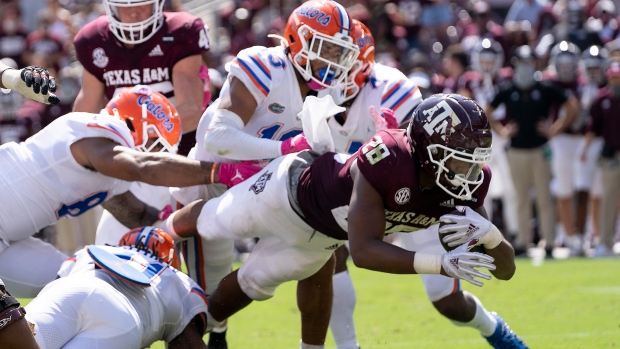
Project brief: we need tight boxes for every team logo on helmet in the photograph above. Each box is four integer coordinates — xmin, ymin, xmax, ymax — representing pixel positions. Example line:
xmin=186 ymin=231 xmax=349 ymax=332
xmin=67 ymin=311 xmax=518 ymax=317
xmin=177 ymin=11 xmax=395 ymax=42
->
xmin=394 ymin=188 xmax=411 ymax=205
xmin=92 ymin=48 xmax=109 ymax=68
xmin=296 ymin=6 xmax=332 ymax=26
xmin=137 ymin=95 xmax=175 ymax=132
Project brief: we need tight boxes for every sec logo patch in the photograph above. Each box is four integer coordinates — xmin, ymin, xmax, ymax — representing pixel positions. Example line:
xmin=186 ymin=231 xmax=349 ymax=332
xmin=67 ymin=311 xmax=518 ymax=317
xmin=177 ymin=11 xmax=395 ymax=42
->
xmin=394 ymin=188 xmax=410 ymax=205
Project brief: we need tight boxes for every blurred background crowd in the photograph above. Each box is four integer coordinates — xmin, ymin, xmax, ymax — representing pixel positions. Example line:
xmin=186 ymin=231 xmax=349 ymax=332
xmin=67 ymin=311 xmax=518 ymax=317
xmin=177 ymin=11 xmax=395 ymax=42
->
xmin=2 ymin=0 xmax=620 ymax=258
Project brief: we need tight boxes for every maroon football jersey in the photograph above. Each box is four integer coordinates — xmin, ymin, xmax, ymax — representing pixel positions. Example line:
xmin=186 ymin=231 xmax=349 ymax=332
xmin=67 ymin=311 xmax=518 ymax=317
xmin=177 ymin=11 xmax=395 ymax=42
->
xmin=297 ymin=130 xmax=490 ymax=240
xmin=589 ymin=87 xmax=620 ymax=152
xmin=74 ymin=12 xmax=209 ymax=101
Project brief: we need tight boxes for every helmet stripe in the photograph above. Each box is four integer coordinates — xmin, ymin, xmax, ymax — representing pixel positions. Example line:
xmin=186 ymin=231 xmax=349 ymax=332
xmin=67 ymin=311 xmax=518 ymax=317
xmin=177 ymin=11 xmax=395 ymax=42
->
xmin=143 ymin=227 xmax=153 ymax=248
xmin=333 ymin=2 xmax=350 ymax=33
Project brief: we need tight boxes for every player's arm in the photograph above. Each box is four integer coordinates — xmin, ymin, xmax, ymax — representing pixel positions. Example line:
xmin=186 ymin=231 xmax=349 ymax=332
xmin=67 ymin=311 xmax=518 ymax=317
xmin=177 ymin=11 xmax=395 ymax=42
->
xmin=73 ymin=69 xmax=107 ymax=112
xmin=102 ymin=191 xmax=160 ymax=229
xmin=0 ymin=63 xmax=59 ymax=105
xmin=172 ymin=54 xmax=204 ymax=133
xmin=472 ymin=206 xmax=516 ymax=280
xmin=70 ymin=137 xmax=213 ymax=187
xmin=549 ymin=94 xmax=579 ymax=137
xmin=168 ymin=316 xmax=208 ymax=349
xmin=347 ymin=160 xmax=417 ymax=273
xmin=204 ymin=76 xmax=300 ymax=160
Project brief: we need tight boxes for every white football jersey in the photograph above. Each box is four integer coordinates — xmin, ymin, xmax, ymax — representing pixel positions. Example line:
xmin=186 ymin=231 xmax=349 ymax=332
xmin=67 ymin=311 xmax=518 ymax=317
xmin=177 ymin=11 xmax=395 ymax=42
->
xmin=201 ymin=46 xmax=306 ymax=161
xmin=58 ymin=246 xmax=209 ymax=347
xmin=0 ymin=112 xmax=134 ymax=242
xmin=325 ymin=63 xmax=423 ymax=154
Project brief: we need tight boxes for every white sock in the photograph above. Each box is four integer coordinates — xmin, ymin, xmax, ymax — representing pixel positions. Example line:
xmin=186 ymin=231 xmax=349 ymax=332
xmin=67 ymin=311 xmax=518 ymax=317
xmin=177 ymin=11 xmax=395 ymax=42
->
xmin=300 ymin=341 xmax=325 ymax=349
xmin=450 ymin=292 xmax=497 ymax=337
xmin=329 ymin=271 xmax=359 ymax=349
xmin=206 ymin=309 xmax=224 ymax=333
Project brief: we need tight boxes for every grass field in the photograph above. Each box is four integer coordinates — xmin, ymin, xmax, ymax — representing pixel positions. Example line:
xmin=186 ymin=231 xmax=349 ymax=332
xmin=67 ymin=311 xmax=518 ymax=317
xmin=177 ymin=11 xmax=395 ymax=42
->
xmin=21 ymin=258 xmax=620 ymax=348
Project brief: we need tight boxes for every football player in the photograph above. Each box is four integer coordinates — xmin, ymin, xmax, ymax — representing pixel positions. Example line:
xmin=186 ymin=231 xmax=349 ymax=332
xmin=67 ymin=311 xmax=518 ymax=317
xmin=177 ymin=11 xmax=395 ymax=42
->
xmin=170 ymin=1 xmax=360 ymax=347
xmin=26 ymin=227 xmax=210 ymax=349
xmin=321 ymin=20 xmax=423 ymax=349
xmin=163 ymin=94 xmax=529 ymax=349
xmin=0 ymin=85 xmax=259 ymax=298
xmin=0 ymin=63 xmax=58 ymax=349
xmin=545 ymin=41 xmax=592 ymax=256
xmin=73 ymin=0 xmax=210 ymax=154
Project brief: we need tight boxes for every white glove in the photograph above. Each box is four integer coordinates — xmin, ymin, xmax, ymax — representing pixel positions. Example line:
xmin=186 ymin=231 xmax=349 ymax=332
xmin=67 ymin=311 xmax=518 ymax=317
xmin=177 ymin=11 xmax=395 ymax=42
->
xmin=441 ymin=243 xmax=496 ymax=287
xmin=1 ymin=66 xmax=59 ymax=104
xmin=439 ymin=206 xmax=503 ymax=249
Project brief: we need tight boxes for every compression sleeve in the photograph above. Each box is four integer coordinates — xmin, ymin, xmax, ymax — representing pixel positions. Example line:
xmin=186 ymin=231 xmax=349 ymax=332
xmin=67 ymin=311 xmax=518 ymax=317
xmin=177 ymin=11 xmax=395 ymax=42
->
xmin=203 ymin=108 xmax=283 ymax=160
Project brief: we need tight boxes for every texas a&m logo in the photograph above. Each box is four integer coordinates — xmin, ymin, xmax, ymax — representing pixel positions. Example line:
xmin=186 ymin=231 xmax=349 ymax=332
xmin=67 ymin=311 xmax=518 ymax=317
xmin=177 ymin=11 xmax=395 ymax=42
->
xmin=249 ymin=171 xmax=273 ymax=194
xmin=422 ymin=100 xmax=462 ymax=140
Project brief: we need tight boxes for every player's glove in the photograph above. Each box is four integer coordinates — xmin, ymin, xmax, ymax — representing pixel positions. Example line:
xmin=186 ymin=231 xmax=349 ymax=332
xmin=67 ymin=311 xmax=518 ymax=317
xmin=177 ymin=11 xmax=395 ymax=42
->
xmin=441 ymin=243 xmax=496 ymax=287
xmin=370 ymin=106 xmax=398 ymax=132
xmin=1 ymin=66 xmax=59 ymax=105
xmin=218 ymin=161 xmax=265 ymax=188
xmin=280 ymin=133 xmax=311 ymax=155
xmin=157 ymin=204 xmax=174 ymax=221
xmin=439 ymin=206 xmax=503 ymax=250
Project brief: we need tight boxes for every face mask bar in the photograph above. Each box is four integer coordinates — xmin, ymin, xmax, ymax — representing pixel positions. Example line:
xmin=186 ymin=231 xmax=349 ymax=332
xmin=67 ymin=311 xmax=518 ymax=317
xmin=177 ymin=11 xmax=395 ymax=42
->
xmin=294 ymin=24 xmax=360 ymax=90
xmin=427 ymin=144 xmax=492 ymax=200
xmin=104 ymin=0 xmax=163 ymax=45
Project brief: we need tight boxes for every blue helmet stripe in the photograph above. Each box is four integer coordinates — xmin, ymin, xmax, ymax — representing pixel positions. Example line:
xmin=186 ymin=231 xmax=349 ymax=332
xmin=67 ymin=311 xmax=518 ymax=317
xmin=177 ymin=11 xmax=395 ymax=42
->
xmin=334 ymin=2 xmax=350 ymax=34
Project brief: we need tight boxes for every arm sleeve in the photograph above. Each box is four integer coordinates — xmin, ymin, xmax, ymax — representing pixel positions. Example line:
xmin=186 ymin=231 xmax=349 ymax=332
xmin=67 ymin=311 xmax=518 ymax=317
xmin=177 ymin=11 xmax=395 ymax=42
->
xmin=203 ymin=108 xmax=283 ymax=160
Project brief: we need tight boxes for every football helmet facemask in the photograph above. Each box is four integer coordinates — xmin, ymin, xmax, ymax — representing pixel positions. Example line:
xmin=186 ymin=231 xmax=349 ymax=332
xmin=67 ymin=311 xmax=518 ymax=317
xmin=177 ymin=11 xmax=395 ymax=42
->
xmin=104 ymin=85 xmax=181 ymax=154
xmin=580 ymin=45 xmax=609 ymax=86
xmin=471 ymin=38 xmax=504 ymax=76
xmin=279 ymin=0 xmax=360 ymax=90
xmin=407 ymin=94 xmax=492 ymax=200
xmin=550 ymin=41 xmax=581 ymax=83
xmin=341 ymin=19 xmax=375 ymax=103
xmin=104 ymin=0 xmax=165 ymax=45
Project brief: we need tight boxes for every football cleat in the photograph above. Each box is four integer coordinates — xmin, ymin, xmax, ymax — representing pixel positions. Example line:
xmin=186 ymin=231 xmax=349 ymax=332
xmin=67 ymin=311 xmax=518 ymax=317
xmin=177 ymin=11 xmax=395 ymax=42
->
xmin=484 ymin=312 xmax=529 ymax=349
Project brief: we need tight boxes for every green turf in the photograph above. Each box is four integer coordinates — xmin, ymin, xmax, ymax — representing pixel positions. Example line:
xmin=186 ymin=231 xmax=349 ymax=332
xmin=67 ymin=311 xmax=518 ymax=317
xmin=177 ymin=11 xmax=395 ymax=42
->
xmin=20 ymin=258 xmax=620 ymax=348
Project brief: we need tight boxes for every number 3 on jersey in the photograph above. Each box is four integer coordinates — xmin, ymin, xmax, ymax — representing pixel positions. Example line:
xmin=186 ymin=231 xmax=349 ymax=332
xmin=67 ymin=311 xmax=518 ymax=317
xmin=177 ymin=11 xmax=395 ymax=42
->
xmin=362 ymin=136 xmax=390 ymax=165
xmin=56 ymin=191 xmax=108 ymax=218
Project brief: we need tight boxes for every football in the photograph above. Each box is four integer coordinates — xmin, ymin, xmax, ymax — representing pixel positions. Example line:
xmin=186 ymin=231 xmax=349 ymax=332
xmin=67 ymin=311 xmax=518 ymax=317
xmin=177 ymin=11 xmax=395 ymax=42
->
xmin=438 ymin=209 xmax=486 ymax=254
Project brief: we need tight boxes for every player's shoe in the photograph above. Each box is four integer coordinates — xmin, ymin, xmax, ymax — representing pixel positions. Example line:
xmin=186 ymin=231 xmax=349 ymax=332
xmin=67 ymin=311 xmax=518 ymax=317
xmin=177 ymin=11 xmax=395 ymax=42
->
xmin=484 ymin=312 xmax=529 ymax=349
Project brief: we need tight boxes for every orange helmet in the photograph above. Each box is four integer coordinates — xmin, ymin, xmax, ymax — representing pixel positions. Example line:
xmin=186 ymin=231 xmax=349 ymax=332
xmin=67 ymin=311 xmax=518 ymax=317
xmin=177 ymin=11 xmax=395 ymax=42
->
xmin=119 ymin=226 xmax=179 ymax=268
xmin=282 ymin=0 xmax=360 ymax=90
xmin=105 ymin=85 xmax=181 ymax=153
xmin=343 ymin=20 xmax=375 ymax=103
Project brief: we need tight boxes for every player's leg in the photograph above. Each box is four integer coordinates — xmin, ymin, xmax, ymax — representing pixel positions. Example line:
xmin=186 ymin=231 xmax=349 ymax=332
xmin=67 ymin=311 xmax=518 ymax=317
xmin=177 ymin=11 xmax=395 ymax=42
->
xmin=298 ymin=254 xmax=335 ymax=348
xmin=506 ymin=148 xmax=534 ymax=254
xmin=550 ymin=135 xmax=577 ymax=253
xmin=532 ymin=145 xmax=556 ymax=255
xmin=0 ymin=237 xmax=67 ymax=298
xmin=597 ymin=157 xmax=620 ymax=255
xmin=329 ymin=244 xmax=359 ymax=349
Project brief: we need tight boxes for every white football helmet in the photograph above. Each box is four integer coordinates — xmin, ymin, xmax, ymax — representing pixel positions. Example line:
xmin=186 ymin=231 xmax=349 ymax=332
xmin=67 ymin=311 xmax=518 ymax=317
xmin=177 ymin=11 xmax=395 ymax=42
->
xmin=104 ymin=0 xmax=165 ymax=45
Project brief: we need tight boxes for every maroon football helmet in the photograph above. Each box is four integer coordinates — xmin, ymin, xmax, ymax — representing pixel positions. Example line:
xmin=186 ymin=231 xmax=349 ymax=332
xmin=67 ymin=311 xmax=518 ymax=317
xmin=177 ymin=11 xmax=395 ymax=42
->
xmin=407 ymin=94 xmax=492 ymax=200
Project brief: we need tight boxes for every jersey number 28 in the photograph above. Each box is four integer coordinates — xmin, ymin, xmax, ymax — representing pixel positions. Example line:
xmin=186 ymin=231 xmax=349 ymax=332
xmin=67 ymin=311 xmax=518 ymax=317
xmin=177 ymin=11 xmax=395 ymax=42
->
xmin=362 ymin=136 xmax=390 ymax=165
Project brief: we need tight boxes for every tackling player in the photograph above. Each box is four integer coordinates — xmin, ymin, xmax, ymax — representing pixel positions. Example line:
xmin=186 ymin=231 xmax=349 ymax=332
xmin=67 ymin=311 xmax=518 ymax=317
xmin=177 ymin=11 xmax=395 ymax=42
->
xmin=26 ymin=227 xmax=210 ymax=349
xmin=0 ymin=85 xmax=259 ymax=298
xmin=171 ymin=1 xmax=360 ymax=347
xmin=162 ymin=94 xmax=529 ymax=349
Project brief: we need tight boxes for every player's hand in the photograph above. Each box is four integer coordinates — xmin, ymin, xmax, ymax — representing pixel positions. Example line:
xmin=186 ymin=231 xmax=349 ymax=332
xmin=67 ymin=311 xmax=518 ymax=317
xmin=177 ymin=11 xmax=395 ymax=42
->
xmin=280 ymin=133 xmax=311 ymax=155
xmin=218 ymin=161 xmax=265 ymax=188
xmin=157 ymin=204 xmax=174 ymax=221
xmin=441 ymin=243 xmax=495 ymax=287
xmin=370 ymin=106 xmax=398 ymax=132
xmin=439 ymin=206 xmax=503 ymax=249
xmin=1 ymin=66 xmax=59 ymax=104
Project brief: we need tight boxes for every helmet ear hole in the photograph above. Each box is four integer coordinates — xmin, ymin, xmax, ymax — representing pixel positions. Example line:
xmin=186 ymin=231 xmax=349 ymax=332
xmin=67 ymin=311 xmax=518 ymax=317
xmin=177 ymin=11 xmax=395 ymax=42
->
xmin=125 ymin=118 xmax=135 ymax=132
